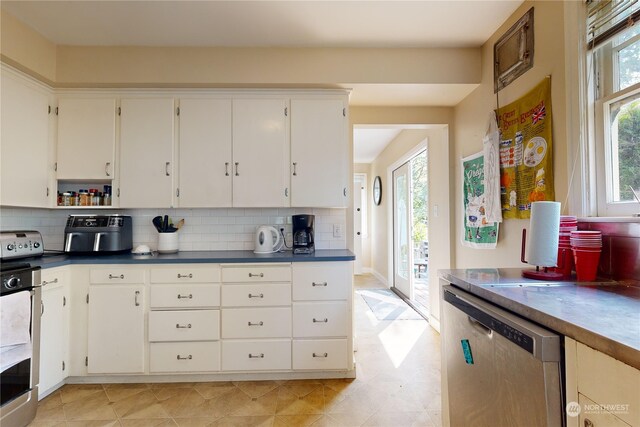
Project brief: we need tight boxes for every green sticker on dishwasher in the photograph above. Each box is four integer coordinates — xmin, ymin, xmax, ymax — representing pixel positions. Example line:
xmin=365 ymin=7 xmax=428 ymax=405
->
xmin=461 ymin=339 xmax=474 ymax=365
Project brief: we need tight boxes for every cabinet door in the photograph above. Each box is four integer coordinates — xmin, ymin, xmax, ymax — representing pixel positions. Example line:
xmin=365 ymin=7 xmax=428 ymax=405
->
xmin=57 ymin=98 xmax=116 ymax=180
xmin=119 ymin=98 xmax=174 ymax=208
xmin=178 ymin=98 xmax=232 ymax=207
xmin=291 ymin=99 xmax=348 ymax=207
xmin=87 ymin=285 xmax=145 ymax=374
xmin=39 ymin=284 xmax=69 ymax=397
xmin=0 ymin=70 xmax=50 ymax=207
xmin=232 ymin=99 xmax=289 ymax=207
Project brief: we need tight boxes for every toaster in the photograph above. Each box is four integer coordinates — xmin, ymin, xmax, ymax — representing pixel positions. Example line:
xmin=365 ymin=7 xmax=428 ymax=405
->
xmin=64 ymin=215 xmax=133 ymax=253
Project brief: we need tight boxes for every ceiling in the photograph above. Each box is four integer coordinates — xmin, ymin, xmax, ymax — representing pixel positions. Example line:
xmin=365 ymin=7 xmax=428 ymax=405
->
xmin=1 ymin=0 xmax=524 ymax=163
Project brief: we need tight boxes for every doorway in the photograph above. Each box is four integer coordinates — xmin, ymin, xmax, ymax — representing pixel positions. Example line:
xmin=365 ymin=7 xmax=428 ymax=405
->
xmin=392 ymin=149 xmax=429 ymax=317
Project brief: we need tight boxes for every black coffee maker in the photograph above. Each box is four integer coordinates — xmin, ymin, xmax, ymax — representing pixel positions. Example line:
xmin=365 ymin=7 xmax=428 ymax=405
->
xmin=292 ymin=214 xmax=315 ymax=254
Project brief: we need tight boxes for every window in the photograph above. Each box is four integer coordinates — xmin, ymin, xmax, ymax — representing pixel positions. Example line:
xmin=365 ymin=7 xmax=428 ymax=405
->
xmin=588 ymin=0 xmax=640 ymax=216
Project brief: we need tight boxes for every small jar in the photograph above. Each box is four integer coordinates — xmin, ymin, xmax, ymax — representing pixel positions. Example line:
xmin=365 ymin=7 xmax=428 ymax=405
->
xmin=70 ymin=192 xmax=79 ymax=206
xmin=61 ymin=192 xmax=72 ymax=206
xmin=102 ymin=193 xmax=112 ymax=206
xmin=90 ymin=191 xmax=100 ymax=206
xmin=79 ymin=190 xmax=90 ymax=207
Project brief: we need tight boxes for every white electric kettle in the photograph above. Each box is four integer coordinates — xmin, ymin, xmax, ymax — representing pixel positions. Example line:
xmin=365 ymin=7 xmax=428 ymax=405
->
xmin=254 ymin=225 xmax=283 ymax=254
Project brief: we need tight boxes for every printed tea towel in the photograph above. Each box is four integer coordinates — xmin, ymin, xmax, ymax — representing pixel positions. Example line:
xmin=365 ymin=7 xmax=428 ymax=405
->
xmin=462 ymin=152 xmax=499 ymax=248
xmin=483 ymin=112 xmax=503 ymax=223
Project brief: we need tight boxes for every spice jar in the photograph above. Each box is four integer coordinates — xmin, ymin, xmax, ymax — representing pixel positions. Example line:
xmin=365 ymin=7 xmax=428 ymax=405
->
xmin=70 ymin=192 xmax=79 ymax=206
xmin=102 ymin=192 xmax=112 ymax=206
xmin=61 ymin=192 xmax=72 ymax=206
xmin=79 ymin=190 xmax=90 ymax=206
xmin=90 ymin=189 xmax=100 ymax=206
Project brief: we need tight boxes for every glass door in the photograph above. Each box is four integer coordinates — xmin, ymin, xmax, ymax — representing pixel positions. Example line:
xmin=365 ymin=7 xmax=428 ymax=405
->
xmin=393 ymin=162 xmax=413 ymax=299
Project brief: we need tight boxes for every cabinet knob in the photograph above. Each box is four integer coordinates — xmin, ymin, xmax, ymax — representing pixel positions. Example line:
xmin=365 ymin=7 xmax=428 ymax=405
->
xmin=105 ymin=162 xmax=111 ymax=177
xmin=313 ymin=318 xmax=329 ymax=323
xmin=177 ymin=294 xmax=193 ymax=299
xmin=312 ymin=282 xmax=327 ymax=287
xmin=292 ymin=162 xmax=297 ymax=176
xmin=175 ymin=323 xmax=192 ymax=329
xmin=248 ymin=321 xmax=264 ymax=326
xmin=42 ymin=278 xmax=59 ymax=286
xmin=248 ymin=273 xmax=264 ymax=278
xmin=134 ymin=290 xmax=140 ymax=306
xmin=584 ymin=419 xmax=594 ymax=427
xmin=248 ymin=353 xmax=264 ymax=359
xmin=177 ymin=273 xmax=193 ymax=279
xmin=225 ymin=162 xmax=230 ymax=177
xmin=177 ymin=354 xmax=193 ymax=360
xmin=109 ymin=274 xmax=124 ymax=280
xmin=165 ymin=162 xmax=171 ymax=176
xmin=248 ymin=293 xmax=264 ymax=299
xmin=313 ymin=352 xmax=328 ymax=358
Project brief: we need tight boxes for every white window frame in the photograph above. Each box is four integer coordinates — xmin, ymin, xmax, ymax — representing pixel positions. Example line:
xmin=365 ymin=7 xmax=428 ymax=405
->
xmin=354 ymin=173 xmax=368 ymax=238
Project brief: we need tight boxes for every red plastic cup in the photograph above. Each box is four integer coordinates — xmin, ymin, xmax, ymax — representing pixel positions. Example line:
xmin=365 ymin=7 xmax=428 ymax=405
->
xmin=572 ymin=248 xmax=601 ymax=281
xmin=555 ymin=247 xmax=574 ymax=278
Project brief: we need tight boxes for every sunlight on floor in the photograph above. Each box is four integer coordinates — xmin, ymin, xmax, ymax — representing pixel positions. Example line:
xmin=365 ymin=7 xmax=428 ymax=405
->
xmin=378 ymin=317 xmax=430 ymax=368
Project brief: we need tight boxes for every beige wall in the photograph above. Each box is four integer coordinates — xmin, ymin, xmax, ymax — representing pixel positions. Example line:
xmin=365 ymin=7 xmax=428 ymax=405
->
xmin=0 ymin=9 xmax=56 ymax=83
xmin=452 ymin=0 xmax=569 ymax=269
xmin=353 ymin=163 xmax=372 ymax=270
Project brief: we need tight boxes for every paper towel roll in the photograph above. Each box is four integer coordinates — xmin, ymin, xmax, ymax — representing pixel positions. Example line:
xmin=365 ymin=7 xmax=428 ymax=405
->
xmin=527 ymin=201 xmax=561 ymax=267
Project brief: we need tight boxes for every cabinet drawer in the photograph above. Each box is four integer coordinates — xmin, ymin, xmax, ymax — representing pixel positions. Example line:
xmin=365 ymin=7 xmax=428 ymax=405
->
xmin=293 ymin=339 xmax=348 ymax=370
xmin=222 ymin=265 xmax=291 ymax=283
xmin=41 ymin=267 xmax=68 ymax=289
xmin=150 ymin=341 xmax=220 ymax=373
xmin=90 ymin=268 xmax=145 ymax=284
xmin=222 ymin=284 xmax=290 ymax=307
xmin=293 ymin=302 xmax=348 ymax=338
xmin=150 ymin=284 xmax=220 ymax=309
xmin=149 ymin=310 xmax=220 ymax=342
xmin=221 ymin=308 xmax=291 ymax=339
xmin=578 ymin=394 xmax=631 ymax=427
xmin=577 ymin=342 xmax=640 ymax=426
xmin=150 ymin=266 xmax=220 ymax=284
xmin=292 ymin=262 xmax=351 ymax=301
xmin=222 ymin=340 xmax=291 ymax=371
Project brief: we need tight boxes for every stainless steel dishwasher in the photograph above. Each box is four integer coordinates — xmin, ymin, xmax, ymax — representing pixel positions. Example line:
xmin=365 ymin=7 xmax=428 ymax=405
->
xmin=442 ymin=285 xmax=563 ymax=427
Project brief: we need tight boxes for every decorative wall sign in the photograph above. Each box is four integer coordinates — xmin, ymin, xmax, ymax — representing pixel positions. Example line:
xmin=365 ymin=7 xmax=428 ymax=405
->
xmin=462 ymin=152 xmax=499 ymax=248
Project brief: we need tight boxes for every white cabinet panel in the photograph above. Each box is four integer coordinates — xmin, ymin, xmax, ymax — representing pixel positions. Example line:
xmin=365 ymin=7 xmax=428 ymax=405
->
xmin=150 ymin=266 xmax=220 ymax=284
xmin=222 ymin=265 xmax=291 ymax=283
xmin=178 ymin=98 xmax=232 ymax=207
xmin=232 ymin=99 xmax=289 ymax=207
xmin=292 ymin=339 xmax=348 ymax=370
xmin=1 ymin=69 xmax=50 ymax=207
xmin=56 ymin=98 xmax=116 ymax=180
xmin=150 ymin=341 xmax=220 ymax=373
xmin=221 ymin=308 xmax=291 ymax=339
xmin=292 ymin=262 xmax=351 ymax=301
xmin=149 ymin=310 xmax=220 ymax=342
xmin=222 ymin=340 xmax=291 ymax=371
xmin=222 ymin=283 xmax=291 ymax=307
xmin=39 ymin=269 xmax=69 ymax=397
xmin=87 ymin=285 xmax=145 ymax=374
xmin=290 ymin=98 xmax=348 ymax=208
xmin=150 ymin=284 xmax=220 ymax=309
xmin=292 ymin=302 xmax=348 ymax=338
xmin=119 ymin=98 xmax=175 ymax=208
xmin=90 ymin=268 xmax=145 ymax=284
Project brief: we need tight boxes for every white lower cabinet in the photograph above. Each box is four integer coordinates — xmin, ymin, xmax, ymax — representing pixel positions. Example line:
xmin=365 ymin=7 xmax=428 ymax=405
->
xmin=87 ymin=283 xmax=145 ymax=374
xmin=293 ymin=302 xmax=348 ymax=338
xmin=149 ymin=310 xmax=220 ymax=342
xmin=221 ymin=308 xmax=291 ymax=339
xmin=150 ymin=342 xmax=220 ymax=373
xmin=293 ymin=339 xmax=348 ymax=370
xmin=222 ymin=340 xmax=292 ymax=371
xmin=39 ymin=268 xmax=70 ymax=397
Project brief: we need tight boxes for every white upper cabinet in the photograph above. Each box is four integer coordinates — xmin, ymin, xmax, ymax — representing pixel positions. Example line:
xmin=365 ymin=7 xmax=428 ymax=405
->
xmin=232 ymin=99 xmax=289 ymax=207
xmin=290 ymin=98 xmax=348 ymax=208
xmin=178 ymin=98 xmax=232 ymax=207
xmin=119 ymin=98 xmax=175 ymax=208
xmin=56 ymin=97 xmax=116 ymax=180
xmin=1 ymin=68 xmax=51 ymax=207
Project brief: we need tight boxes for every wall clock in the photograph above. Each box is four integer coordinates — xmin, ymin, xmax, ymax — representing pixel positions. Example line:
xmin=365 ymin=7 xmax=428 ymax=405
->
xmin=373 ymin=176 xmax=382 ymax=206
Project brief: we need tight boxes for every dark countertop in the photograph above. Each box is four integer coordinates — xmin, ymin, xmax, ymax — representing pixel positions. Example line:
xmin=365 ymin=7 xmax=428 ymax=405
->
xmin=29 ymin=249 xmax=355 ymax=269
xmin=440 ymin=268 xmax=640 ymax=370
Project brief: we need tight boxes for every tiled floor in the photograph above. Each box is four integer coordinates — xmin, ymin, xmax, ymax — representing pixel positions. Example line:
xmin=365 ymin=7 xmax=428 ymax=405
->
xmin=29 ymin=274 xmax=442 ymax=427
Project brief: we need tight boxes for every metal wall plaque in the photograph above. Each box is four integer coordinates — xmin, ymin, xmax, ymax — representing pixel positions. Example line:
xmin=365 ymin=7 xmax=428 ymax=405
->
xmin=494 ymin=7 xmax=534 ymax=93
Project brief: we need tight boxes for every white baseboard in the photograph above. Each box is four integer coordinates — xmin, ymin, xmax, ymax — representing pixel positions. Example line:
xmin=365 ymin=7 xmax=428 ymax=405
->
xmin=371 ymin=270 xmax=388 ymax=287
xmin=362 ymin=267 xmax=372 ymax=274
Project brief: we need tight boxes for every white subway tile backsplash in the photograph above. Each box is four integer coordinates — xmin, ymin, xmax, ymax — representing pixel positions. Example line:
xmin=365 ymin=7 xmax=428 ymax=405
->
xmin=0 ymin=207 xmax=346 ymax=252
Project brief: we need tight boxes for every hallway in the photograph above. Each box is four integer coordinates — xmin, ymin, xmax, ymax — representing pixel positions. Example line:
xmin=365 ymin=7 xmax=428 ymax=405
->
xmin=28 ymin=274 xmax=442 ymax=427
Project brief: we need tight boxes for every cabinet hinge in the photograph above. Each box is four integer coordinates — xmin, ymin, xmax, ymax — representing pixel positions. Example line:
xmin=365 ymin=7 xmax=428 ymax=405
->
xmin=343 ymin=108 xmax=346 ymax=117
xmin=176 ymin=107 xmax=180 ymax=116
xmin=85 ymin=356 xmax=88 ymax=367
xmin=176 ymin=188 xmax=180 ymax=197
xmin=62 ymin=361 xmax=65 ymax=371
xmin=55 ymin=107 xmax=59 ymax=116
xmin=284 ymin=107 xmax=288 ymax=117
xmin=86 ymin=294 xmax=89 ymax=304
xmin=118 ymin=107 xmax=121 ymax=116
xmin=63 ymin=296 xmax=66 ymax=307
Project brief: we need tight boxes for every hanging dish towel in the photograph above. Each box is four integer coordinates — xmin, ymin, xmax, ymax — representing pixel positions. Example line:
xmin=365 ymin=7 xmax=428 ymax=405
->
xmin=0 ymin=291 xmax=31 ymax=348
xmin=483 ymin=112 xmax=503 ymax=223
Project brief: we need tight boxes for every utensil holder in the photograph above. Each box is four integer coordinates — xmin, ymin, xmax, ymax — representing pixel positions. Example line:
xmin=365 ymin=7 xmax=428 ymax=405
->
xmin=157 ymin=232 xmax=178 ymax=254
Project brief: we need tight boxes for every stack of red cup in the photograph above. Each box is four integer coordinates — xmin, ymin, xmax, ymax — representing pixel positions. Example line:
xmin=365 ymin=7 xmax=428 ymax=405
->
xmin=555 ymin=216 xmax=577 ymax=278
xmin=570 ymin=230 xmax=602 ymax=281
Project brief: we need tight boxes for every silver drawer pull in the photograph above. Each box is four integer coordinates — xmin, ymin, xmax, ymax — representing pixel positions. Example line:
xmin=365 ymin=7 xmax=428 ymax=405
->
xmin=248 ymin=321 xmax=264 ymax=326
xmin=313 ymin=318 xmax=328 ymax=323
xmin=109 ymin=274 xmax=125 ymax=280
xmin=176 ymin=323 xmax=192 ymax=329
xmin=177 ymin=294 xmax=193 ymax=299
xmin=248 ymin=293 xmax=264 ymax=299
xmin=42 ymin=278 xmax=58 ymax=286
xmin=248 ymin=273 xmax=264 ymax=278
xmin=248 ymin=353 xmax=264 ymax=359
xmin=313 ymin=352 xmax=328 ymax=358
xmin=312 ymin=282 xmax=327 ymax=287
xmin=177 ymin=273 xmax=193 ymax=279
xmin=177 ymin=354 xmax=192 ymax=360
